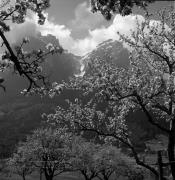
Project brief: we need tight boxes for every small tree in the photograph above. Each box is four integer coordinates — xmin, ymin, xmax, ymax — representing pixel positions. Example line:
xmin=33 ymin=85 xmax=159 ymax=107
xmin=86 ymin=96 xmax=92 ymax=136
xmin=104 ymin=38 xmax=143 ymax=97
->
xmin=94 ymin=145 xmax=119 ymax=180
xmin=69 ymin=136 xmax=100 ymax=180
xmin=95 ymin=144 xmax=145 ymax=180
xmin=8 ymin=143 xmax=34 ymax=180
xmin=94 ymin=145 xmax=143 ymax=180
xmin=20 ymin=127 xmax=71 ymax=180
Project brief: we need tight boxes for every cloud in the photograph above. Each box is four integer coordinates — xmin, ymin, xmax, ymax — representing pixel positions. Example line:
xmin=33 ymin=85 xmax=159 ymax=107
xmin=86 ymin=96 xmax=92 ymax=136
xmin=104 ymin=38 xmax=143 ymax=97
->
xmin=4 ymin=7 xmax=145 ymax=56
xmin=69 ymin=14 xmax=145 ymax=55
xmin=6 ymin=20 xmax=37 ymax=44
xmin=37 ymin=13 xmax=145 ymax=56
xmin=70 ymin=2 xmax=104 ymax=31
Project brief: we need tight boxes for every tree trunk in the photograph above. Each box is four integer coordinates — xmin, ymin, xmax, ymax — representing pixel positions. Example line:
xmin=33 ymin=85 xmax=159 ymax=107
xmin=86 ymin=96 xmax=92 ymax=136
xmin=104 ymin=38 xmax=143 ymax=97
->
xmin=45 ymin=175 xmax=53 ymax=180
xmin=44 ymin=170 xmax=53 ymax=180
xmin=22 ymin=173 xmax=26 ymax=180
xmin=84 ymin=175 xmax=90 ymax=180
xmin=168 ymin=121 xmax=175 ymax=180
xmin=40 ymin=170 xmax=43 ymax=180
xmin=103 ymin=174 xmax=109 ymax=180
xmin=81 ymin=171 xmax=91 ymax=180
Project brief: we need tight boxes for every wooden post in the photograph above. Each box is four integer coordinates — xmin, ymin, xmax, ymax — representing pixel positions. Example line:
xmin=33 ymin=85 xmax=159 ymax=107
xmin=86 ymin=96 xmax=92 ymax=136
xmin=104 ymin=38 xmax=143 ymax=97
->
xmin=157 ymin=151 xmax=164 ymax=180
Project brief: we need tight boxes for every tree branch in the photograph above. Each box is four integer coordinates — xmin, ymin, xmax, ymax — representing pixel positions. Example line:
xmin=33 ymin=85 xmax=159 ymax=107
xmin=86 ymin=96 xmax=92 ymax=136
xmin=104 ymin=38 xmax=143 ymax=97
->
xmin=75 ymin=122 xmax=159 ymax=177
xmin=135 ymin=93 xmax=170 ymax=133
xmin=0 ymin=29 xmax=22 ymax=74
xmin=144 ymin=43 xmax=172 ymax=73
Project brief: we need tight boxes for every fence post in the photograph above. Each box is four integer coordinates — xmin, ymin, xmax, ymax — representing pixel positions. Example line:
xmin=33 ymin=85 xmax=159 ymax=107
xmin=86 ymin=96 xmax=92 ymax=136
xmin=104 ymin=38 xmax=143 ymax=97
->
xmin=157 ymin=151 xmax=164 ymax=180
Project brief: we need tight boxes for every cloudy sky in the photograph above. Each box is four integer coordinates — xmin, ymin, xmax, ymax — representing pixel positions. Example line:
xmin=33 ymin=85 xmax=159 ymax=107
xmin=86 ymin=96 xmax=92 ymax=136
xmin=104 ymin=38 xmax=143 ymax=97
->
xmin=4 ymin=0 xmax=175 ymax=56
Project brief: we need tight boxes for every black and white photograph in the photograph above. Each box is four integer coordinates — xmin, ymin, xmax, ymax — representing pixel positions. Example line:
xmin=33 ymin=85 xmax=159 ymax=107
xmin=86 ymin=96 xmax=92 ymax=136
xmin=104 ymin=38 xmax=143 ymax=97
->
xmin=0 ymin=0 xmax=175 ymax=180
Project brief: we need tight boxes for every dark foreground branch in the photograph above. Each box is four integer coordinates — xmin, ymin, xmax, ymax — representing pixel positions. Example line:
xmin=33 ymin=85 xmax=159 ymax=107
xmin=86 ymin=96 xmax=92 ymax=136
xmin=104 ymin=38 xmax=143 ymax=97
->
xmin=75 ymin=122 xmax=159 ymax=177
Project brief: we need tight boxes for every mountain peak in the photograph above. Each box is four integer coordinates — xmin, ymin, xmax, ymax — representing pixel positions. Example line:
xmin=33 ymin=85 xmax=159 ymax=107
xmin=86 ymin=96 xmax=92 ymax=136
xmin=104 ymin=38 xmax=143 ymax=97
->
xmin=80 ymin=39 xmax=129 ymax=75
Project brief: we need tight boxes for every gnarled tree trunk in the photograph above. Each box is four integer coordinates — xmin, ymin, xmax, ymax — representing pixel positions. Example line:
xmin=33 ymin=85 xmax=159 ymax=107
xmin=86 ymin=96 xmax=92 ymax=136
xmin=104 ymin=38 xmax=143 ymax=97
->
xmin=168 ymin=120 xmax=175 ymax=180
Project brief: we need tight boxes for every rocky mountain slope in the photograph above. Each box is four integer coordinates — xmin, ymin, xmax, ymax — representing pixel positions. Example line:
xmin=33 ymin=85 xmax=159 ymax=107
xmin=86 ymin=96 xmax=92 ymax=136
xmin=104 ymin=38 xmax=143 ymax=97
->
xmin=82 ymin=39 xmax=130 ymax=69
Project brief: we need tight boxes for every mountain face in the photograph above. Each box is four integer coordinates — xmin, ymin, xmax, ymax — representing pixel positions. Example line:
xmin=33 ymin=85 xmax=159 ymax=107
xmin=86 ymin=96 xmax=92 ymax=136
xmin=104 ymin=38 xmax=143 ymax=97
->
xmin=81 ymin=39 xmax=130 ymax=70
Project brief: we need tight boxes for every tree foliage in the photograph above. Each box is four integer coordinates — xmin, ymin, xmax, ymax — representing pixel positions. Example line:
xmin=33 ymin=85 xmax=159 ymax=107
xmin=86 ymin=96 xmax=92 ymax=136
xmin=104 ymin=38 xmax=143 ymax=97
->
xmin=90 ymin=0 xmax=155 ymax=20
xmin=68 ymin=136 xmax=144 ymax=180
xmin=8 ymin=128 xmax=145 ymax=180
xmin=46 ymin=7 xmax=175 ymax=179
xmin=0 ymin=0 xmax=63 ymax=92
xmin=68 ymin=136 xmax=100 ymax=180
xmin=8 ymin=143 xmax=34 ymax=180
xmin=12 ymin=128 xmax=71 ymax=180
xmin=95 ymin=145 xmax=143 ymax=180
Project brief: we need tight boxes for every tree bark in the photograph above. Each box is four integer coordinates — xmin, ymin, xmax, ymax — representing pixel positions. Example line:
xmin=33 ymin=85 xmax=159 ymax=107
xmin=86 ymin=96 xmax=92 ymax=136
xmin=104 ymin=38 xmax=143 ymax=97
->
xmin=0 ymin=30 xmax=22 ymax=74
xmin=168 ymin=121 xmax=175 ymax=180
xmin=44 ymin=170 xmax=53 ymax=180
xmin=22 ymin=173 xmax=26 ymax=180
xmin=40 ymin=170 xmax=43 ymax=180
xmin=103 ymin=174 xmax=109 ymax=180
xmin=81 ymin=170 xmax=91 ymax=180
